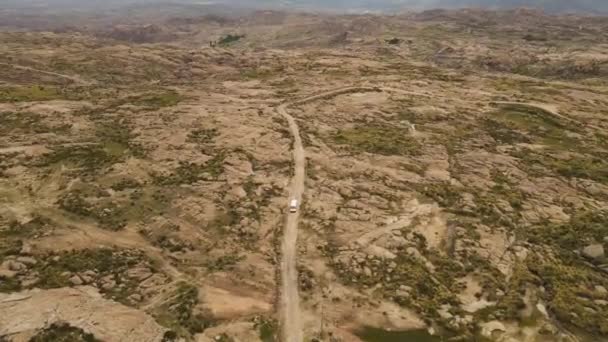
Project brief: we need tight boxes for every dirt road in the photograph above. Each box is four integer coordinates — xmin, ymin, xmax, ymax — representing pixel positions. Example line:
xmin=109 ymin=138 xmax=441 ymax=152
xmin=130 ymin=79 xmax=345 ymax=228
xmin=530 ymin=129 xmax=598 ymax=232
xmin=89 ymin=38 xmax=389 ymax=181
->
xmin=277 ymin=86 xmax=432 ymax=341
xmin=277 ymin=102 xmax=306 ymax=342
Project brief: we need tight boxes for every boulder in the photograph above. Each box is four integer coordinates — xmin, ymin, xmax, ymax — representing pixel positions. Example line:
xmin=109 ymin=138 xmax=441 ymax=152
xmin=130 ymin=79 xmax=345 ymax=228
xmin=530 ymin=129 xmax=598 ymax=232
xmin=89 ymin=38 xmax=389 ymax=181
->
xmin=16 ymin=257 xmax=37 ymax=266
xmin=595 ymin=285 xmax=608 ymax=296
xmin=128 ymin=293 xmax=143 ymax=303
xmin=582 ymin=244 xmax=605 ymax=261
xmin=69 ymin=275 xmax=83 ymax=286
xmin=480 ymin=321 xmax=506 ymax=338
xmin=101 ymin=280 xmax=117 ymax=291
xmin=7 ymin=261 xmax=26 ymax=272
xmin=126 ymin=267 xmax=153 ymax=281
xmin=0 ymin=269 xmax=17 ymax=279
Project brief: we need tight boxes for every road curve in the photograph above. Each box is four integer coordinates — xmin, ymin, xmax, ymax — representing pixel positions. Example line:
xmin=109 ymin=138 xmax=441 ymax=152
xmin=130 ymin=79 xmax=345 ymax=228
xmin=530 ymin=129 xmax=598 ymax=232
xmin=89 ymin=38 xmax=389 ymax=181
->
xmin=277 ymin=86 xmax=431 ymax=342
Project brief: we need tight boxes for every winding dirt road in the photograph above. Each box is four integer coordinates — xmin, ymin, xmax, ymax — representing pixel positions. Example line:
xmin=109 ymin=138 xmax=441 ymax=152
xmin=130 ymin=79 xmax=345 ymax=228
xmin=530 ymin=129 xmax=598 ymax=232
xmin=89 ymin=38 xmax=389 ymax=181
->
xmin=277 ymin=86 xmax=429 ymax=341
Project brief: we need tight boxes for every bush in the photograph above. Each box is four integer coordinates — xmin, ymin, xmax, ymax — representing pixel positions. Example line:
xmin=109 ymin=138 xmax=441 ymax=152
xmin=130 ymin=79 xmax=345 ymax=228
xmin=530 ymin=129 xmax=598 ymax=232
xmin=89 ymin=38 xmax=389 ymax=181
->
xmin=30 ymin=323 xmax=100 ymax=342
xmin=218 ymin=34 xmax=244 ymax=46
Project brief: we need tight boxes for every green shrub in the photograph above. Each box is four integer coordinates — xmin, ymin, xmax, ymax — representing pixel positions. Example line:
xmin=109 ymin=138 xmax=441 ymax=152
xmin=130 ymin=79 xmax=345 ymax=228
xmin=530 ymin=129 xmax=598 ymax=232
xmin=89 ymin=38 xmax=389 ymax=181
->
xmin=187 ymin=128 xmax=218 ymax=145
xmin=30 ymin=323 xmax=100 ymax=342
xmin=255 ymin=317 xmax=278 ymax=342
xmin=110 ymin=178 xmax=142 ymax=191
xmin=218 ymin=34 xmax=244 ymax=46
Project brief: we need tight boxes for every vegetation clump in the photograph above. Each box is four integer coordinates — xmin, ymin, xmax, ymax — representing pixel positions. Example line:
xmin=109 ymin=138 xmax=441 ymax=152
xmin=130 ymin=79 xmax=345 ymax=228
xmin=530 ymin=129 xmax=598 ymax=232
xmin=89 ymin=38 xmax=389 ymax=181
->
xmin=153 ymin=282 xmax=216 ymax=339
xmin=153 ymin=152 xmax=226 ymax=185
xmin=217 ymin=34 xmax=245 ymax=46
xmin=187 ymin=128 xmax=218 ymax=145
xmin=56 ymin=191 xmax=127 ymax=231
xmin=254 ymin=316 xmax=278 ymax=342
xmin=30 ymin=323 xmax=101 ymax=342
xmin=331 ymin=125 xmax=420 ymax=156
xmin=127 ymin=90 xmax=184 ymax=108
xmin=0 ymin=111 xmax=70 ymax=135
xmin=0 ymin=85 xmax=62 ymax=102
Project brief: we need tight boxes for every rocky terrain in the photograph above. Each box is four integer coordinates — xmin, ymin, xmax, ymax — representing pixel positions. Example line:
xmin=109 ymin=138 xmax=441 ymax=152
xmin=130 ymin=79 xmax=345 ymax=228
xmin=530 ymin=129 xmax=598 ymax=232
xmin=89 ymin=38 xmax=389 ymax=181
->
xmin=1 ymin=5 xmax=608 ymax=342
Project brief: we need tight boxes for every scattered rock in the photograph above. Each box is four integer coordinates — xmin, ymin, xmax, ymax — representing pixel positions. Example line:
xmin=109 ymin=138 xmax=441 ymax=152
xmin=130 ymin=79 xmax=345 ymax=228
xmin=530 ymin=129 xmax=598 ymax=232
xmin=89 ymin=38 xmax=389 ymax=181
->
xmin=83 ymin=270 xmax=97 ymax=277
xmin=438 ymin=305 xmax=454 ymax=320
xmin=21 ymin=277 xmax=39 ymax=287
xmin=69 ymin=275 xmax=83 ymax=286
xmin=128 ymin=293 xmax=143 ymax=303
xmin=20 ymin=244 xmax=33 ymax=255
xmin=101 ymin=280 xmax=117 ymax=291
xmin=230 ymin=186 xmax=247 ymax=199
xmin=538 ymin=323 xmax=558 ymax=335
xmin=595 ymin=285 xmax=608 ymax=296
xmin=7 ymin=261 xmax=26 ymax=272
xmin=0 ymin=269 xmax=17 ymax=279
xmin=80 ymin=275 xmax=95 ymax=284
xmin=582 ymin=244 xmax=604 ymax=261
xmin=100 ymin=275 xmax=116 ymax=290
xmin=126 ymin=267 xmax=153 ymax=281
xmin=480 ymin=321 xmax=506 ymax=338
xmin=16 ymin=257 xmax=37 ymax=266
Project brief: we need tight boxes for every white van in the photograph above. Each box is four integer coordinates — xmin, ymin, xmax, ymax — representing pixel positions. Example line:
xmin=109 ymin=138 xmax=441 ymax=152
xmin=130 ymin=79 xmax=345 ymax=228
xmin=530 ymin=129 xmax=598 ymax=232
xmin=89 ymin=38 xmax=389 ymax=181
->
xmin=289 ymin=199 xmax=299 ymax=213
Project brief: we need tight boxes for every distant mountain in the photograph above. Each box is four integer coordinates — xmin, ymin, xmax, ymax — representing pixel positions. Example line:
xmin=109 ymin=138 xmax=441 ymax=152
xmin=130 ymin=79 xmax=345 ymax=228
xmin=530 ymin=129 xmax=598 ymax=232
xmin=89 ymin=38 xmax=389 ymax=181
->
xmin=271 ymin=0 xmax=608 ymax=12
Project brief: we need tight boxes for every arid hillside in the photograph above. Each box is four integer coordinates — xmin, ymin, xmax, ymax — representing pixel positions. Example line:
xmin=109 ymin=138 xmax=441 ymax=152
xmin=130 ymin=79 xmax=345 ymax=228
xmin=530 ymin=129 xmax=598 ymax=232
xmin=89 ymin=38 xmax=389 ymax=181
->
xmin=1 ymin=6 xmax=608 ymax=342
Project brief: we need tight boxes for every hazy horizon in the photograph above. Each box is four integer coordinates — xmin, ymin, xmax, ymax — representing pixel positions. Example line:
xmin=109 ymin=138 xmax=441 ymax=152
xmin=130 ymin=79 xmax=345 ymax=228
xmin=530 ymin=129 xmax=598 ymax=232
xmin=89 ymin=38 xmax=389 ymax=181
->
xmin=2 ymin=0 xmax=608 ymax=13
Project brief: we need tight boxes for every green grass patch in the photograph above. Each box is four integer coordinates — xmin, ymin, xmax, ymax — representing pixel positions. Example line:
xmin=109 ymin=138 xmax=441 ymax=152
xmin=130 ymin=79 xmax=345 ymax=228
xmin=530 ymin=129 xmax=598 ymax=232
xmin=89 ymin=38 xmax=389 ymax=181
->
xmin=513 ymin=148 xmax=608 ymax=185
xmin=415 ymin=182 xmax=461 ymax=209
xmin=153 ymin=152 xmax=226 ymax=185
xmin=0 ymin=111 xmax=71 ymax=135
xmin=254 ymin=317 xmax=278 ymax=342
xmin=0 ymin=85 xmax=62 ymax=102
xmin=95 ymin=119 xmax=147 ymax=158
xmin=528 ymin=254 xmax=608 ymax=336
xmin=153 ymin=282 xmax=216 ymax=340
xmin=127 ymin=90 xmax=184 ymax=108
xmin=329 ymin=245 xmax=459 ymax=321
xmin=57 ymin=186 xmax=172 ymax=231
xmin=35 ymin=145 xmax=118 ymax=174
xmin=31 ymin=248 xmax=148 ymax=304
xmin=34 ymin=120 xmax=145 ymax=174
xmin=526 ymin=210 xmax=608 ymax=251
xmin=489 ymin=103 xmax=579 ymax=149
xmin=331 ymin=125 xmax=420 ymax=156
